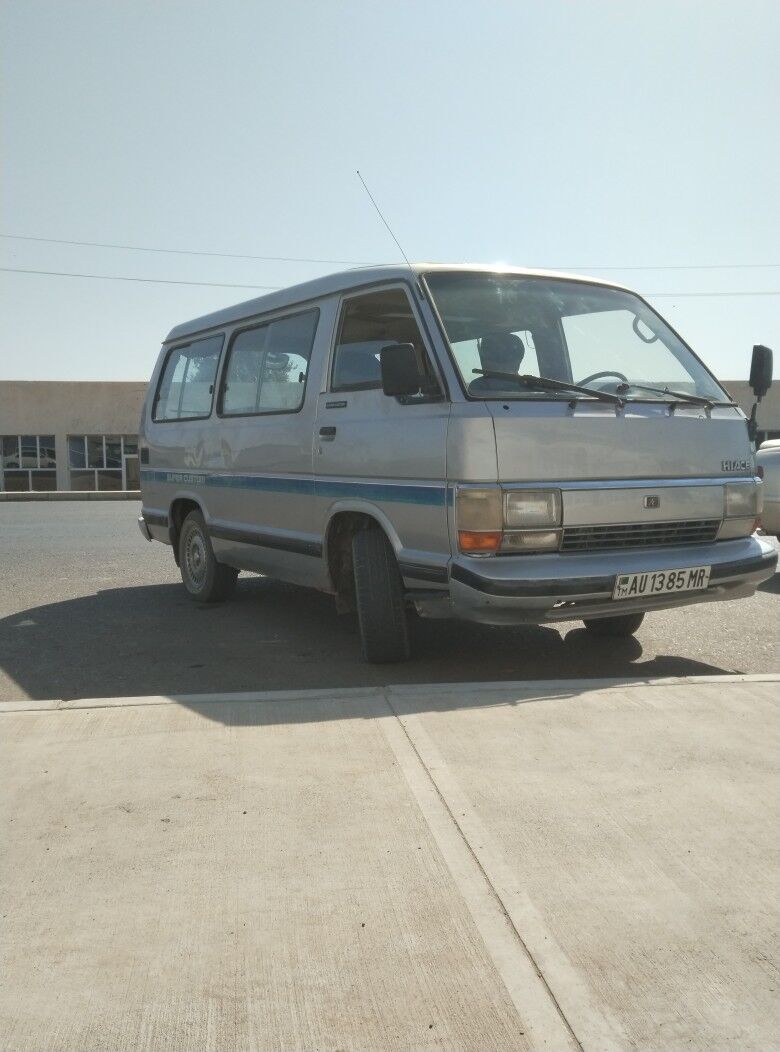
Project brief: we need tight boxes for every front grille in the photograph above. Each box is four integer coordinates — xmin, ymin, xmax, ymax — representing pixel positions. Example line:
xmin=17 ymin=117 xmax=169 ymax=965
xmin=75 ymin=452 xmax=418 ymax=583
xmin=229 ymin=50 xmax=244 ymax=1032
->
xmin=560 ymin=519 xmax=721 ymax=552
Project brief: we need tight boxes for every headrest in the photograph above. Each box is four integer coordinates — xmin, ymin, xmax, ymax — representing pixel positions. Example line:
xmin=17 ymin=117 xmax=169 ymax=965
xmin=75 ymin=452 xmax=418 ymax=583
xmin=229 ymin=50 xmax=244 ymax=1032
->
xmin=479 ymin=332 xmax=525 ymax=363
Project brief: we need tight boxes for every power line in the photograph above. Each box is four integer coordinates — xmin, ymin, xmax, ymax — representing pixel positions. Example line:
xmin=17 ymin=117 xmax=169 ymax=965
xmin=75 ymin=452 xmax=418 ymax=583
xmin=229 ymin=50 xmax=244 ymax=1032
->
xmin=646 ymin=290 xmax=780 ymax=298
xmin=0 ymin=266 xmax=279 ymax=290
xmin=2 ymin=232 xmax=779 ymax=272
xmin=1 ymin=264 xmax=779 ymax=297
xmin=568 ymin=263 xmax=780 ymax=272
xmin=0 ymin=233 xmax=366 ymax=266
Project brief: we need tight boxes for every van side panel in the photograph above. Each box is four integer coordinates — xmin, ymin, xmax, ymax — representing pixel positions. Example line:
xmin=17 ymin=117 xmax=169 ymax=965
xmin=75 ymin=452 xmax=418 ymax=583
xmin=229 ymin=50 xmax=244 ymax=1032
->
xmin=206 ymin=301 xmax=336 ymax=587
xmin=311 ymin=282 xmax=453 ymax=588
xmin=313 ymin=388 xmax=452 ymax=581
xmin=445 ymin=403 xmax=498 ymax=482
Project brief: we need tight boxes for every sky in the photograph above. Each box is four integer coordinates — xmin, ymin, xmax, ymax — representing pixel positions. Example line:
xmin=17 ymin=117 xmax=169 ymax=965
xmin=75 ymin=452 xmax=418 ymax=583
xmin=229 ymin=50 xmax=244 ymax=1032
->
xmin=1 ymin=0 xmax=778 ymax=382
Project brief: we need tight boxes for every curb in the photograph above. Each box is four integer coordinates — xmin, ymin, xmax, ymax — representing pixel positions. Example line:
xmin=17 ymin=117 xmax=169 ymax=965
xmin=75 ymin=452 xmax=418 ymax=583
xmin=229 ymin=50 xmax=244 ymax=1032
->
xmin=2 ymin=674 xmax=778 ymax=713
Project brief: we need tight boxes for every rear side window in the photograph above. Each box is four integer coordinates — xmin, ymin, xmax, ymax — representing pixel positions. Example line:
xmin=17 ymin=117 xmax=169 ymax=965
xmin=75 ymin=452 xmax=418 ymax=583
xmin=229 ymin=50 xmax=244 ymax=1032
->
xmin=220 ymin=309 xmax=318 ymax=416
xmin=153 ymin=334 xmax=224 ymax=422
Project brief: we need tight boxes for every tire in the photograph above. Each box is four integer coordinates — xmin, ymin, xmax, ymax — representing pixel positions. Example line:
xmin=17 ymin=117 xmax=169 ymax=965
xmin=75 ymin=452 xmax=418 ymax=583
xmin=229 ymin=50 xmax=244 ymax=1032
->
xmin=583 ymin=612 xmax=645 ymax=637
xmin=352 ymin=529 xmax=410 ymax=663
xmin=178 ymin=510 xmax=238 ymax=603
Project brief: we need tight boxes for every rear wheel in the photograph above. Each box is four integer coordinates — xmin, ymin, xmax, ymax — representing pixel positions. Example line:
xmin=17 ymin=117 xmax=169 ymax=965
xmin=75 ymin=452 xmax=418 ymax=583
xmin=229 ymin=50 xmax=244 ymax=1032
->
xmin=352 ymin=529 xmax=410 ymax=663
xmin=583 ymin=612 xmax=644 ymax=637
xmin=179 ymin=510 xmax=238 ymax=603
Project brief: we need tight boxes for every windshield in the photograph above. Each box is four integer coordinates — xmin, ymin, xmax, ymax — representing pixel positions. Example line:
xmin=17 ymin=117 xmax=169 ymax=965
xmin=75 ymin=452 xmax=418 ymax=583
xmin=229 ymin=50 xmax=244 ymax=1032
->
xmin=424 ymin=272 xmax=730 ymax=403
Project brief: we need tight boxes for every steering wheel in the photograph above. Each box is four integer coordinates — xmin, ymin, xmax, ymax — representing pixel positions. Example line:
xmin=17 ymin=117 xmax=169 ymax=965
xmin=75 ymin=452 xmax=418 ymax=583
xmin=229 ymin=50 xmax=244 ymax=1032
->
xmin=576 ymin=369 xmax=628 ymax=387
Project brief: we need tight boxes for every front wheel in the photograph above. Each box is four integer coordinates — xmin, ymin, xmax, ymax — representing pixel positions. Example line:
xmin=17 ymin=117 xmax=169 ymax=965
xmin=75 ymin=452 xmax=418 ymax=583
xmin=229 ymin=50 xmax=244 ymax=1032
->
xmin=583 ymin=612 xmax=644 ymax=637
xmin=352 ymin=529 xmax=410 ymax=663
xmin=179 ymin=510 xmax=238 ymax=603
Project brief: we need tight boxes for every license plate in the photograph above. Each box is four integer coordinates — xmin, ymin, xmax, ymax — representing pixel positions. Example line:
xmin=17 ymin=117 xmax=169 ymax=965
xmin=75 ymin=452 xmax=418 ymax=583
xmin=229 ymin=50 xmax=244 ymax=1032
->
xmin=612 ymin=565 xmax=711 ymax=600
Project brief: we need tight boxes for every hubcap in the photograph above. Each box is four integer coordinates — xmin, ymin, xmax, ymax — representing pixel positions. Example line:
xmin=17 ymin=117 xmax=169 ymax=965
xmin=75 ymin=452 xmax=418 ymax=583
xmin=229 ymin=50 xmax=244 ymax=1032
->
xmin=185 ymin=528 xmax=208 ymax=589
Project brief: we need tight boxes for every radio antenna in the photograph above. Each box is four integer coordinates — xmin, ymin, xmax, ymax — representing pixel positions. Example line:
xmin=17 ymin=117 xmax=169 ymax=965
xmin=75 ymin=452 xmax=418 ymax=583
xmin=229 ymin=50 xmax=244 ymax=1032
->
xmin=356 ymin=170 xmax=412 ymax=269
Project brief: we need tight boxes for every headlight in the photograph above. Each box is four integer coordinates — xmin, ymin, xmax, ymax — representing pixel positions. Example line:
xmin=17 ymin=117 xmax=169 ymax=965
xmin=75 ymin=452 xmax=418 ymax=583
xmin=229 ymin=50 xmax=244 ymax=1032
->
xmin=724 ymin=482 xmax=761 ymax=518
xmin=719 ymin=481 xmax=762 ymax=539
xmin=457 ymin=487 xmax=503 ymax=530
xmin=456 ymin=487 xmax=503 ymax=553
xmin=504 ymin=490 xmax=561 ymax=528
xmin=457 ymin=486 xmax=562 ymax=554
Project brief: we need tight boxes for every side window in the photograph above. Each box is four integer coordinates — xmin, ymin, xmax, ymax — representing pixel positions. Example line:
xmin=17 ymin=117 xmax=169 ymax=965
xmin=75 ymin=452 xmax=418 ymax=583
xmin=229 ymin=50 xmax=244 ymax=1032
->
xmin=221 ymin=309 xmax=318 ymax=416
xmin=153 ymin=334 xmax=223 ymax=421
xmin=332 ymin=287 xmax=432 ymax=392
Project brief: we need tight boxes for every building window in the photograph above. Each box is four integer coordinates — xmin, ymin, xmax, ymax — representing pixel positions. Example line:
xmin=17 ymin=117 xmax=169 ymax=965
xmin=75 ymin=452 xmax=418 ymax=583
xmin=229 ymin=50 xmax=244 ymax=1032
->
xmin=67 ymin=434 xmax=139 ymax=490
xmin=1 ymin=436 xmax=57 ymax=491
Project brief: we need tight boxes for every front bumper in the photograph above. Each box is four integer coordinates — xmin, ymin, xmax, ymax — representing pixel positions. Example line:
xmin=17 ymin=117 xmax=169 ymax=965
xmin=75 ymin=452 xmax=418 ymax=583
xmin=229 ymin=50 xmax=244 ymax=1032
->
xmin=446 ymin=535 xmax=777 ymax=625
xmin=137 ymin=514 xmax=152 ymax=542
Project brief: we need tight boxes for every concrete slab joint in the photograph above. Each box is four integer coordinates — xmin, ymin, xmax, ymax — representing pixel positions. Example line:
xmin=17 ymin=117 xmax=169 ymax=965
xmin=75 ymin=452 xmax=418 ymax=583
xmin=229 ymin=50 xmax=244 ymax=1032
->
xmin=2 ymin=675 xmax=778 ymax=1050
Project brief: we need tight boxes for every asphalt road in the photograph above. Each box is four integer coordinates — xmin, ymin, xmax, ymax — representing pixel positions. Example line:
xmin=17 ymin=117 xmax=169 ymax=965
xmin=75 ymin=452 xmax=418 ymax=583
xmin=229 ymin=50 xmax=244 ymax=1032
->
xmin=0 ymin=501 xmax=777 ymax=702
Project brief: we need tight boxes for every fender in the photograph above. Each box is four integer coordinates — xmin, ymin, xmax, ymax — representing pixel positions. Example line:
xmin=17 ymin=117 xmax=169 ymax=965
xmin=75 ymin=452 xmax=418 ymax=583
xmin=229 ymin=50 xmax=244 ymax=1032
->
xmin=322 ymin=498 xmax=450 ymax=590
xmin=323 ymin=498 xmax=405 ymax=563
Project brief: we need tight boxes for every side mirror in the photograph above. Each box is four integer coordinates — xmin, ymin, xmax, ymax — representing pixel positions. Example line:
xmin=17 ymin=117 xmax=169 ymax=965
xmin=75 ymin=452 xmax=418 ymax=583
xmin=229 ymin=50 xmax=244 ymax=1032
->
xmin=380 ymin=343 xmax=425 ymax=398
xmin=747 ymin=344 xmax=773 ymax=443
xmin=749 ymin=344 xmax=773 ymax=399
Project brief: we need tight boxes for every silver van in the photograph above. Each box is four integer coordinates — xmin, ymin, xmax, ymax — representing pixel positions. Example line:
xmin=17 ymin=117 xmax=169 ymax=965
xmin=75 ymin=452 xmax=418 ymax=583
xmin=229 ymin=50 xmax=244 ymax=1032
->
xmin=138 ymin=264 xmax=776 ymax=662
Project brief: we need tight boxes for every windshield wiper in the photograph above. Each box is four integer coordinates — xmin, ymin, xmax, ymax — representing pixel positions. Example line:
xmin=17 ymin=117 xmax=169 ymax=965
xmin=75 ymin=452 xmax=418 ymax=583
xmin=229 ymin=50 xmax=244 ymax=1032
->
xmin=472 ymin=370 xmax=623 ymax=405
xmin=615 ymin=382 xmax=714 ymax=407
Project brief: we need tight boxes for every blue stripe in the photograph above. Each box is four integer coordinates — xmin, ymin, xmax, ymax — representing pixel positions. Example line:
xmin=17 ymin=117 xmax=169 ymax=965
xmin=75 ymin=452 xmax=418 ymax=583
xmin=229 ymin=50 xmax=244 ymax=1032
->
xmin=315 ymin=479 xmax=445 ymax=507
xmin=140 ymin=469 xmax=445 ymax=507
xmin=209 ymin=473 xmax=314 ymax=496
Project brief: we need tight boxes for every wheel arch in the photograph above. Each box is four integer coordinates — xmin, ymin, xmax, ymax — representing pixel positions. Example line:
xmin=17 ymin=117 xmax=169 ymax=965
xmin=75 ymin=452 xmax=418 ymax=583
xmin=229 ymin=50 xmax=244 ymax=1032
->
xmin=168 ymin=494 xmax=206 ymax=566
xmin=323 ymin=500 xmax=401 ymax=607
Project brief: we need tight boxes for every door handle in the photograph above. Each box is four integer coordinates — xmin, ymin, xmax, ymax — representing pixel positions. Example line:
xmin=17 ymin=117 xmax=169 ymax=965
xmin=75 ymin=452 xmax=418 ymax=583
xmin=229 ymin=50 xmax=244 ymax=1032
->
xmin=319 ymin=426 xmax=337 ymax=441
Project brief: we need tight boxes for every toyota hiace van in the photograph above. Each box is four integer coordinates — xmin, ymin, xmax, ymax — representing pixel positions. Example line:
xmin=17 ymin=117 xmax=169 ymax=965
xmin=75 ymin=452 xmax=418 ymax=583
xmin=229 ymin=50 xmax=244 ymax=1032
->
xmin=139 ymin=265 xmax=776 ymax=662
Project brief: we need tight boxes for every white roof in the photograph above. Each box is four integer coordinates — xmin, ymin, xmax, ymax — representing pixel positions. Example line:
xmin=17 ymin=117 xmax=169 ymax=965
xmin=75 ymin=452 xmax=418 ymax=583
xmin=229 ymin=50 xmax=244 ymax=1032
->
xmin=164 ymin=263 xmax=634 ymax=343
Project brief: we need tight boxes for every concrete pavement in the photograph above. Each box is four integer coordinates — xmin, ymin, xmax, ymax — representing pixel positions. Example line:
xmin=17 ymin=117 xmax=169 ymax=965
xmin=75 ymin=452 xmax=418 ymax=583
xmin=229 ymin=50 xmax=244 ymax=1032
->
xmin=2 ymin=676 xmax=779 ymax=1051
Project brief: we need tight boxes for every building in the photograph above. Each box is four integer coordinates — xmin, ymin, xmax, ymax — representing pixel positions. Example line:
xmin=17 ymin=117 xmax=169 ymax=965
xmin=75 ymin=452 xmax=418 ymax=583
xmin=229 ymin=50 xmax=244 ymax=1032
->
xmin=0 ymin=382 xmax=146 ymax=492
xmin=1 ymin=378 xmax=779 ymax=493
xmin=719 ymin=380 xmax=780 ymax=444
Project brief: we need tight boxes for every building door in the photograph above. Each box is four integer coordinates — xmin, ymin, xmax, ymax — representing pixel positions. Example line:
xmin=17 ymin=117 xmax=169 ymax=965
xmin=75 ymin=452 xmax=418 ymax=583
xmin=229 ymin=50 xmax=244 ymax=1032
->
xmin=123 ymin=455 xmax=140 ymax=490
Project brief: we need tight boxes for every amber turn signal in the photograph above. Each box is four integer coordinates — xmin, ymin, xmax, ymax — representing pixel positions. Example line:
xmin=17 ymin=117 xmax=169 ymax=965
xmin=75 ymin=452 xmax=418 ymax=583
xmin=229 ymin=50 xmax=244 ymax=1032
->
xmin=458 ymin=530 xmax=502 ymax=553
